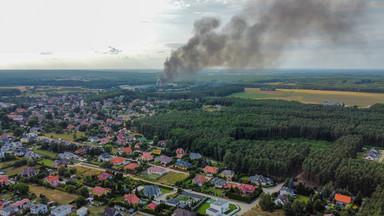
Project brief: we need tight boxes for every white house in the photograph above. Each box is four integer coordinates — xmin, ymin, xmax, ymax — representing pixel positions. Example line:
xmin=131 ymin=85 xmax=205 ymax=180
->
xmin=0 ymin=205 xmax=19 ymax=216
xmin=30 ymin=203 xmax=48 ymax=215
xmin=76 ymin=207 xmax=88 ymax=216
xmin=51 ymin=205 xmax=72 ymax=216
xmin=206 ymin=199 xmax=229 ymax=216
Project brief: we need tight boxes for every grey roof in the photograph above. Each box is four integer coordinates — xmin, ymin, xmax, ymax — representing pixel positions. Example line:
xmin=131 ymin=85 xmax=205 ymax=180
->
xmin=144 ymin=185 xmax=161 ymax=198
xmin=156 ymin=155 xmax=172 ymax=163
xmin=181 ymin=191 xmax=206 ymax=199
xmin=165 ymin=198 xmax=180 ymax=206
xmin=173 ymin=208 xmax=196 ymax=216
xmin=20 ymin=167 xmax=38 ymax=177
xmin=189 ymin=153 xmax=201 ymax=159
xmin=207 ymin=207 xmax=219 ymax=213
xmin=103 ymin=208 xmax=123 ymax=216
xmin=211 ymin=177 xmax=227 ymax=186
xmin=51 ymin=205 xmax=72 ymax=214
xmin=30 ymin=203 xmax=47 ymax=210
xmin=212 ymin=199 xmax=228 ymax=207
xmin=221 ymin=170 xmax=234 ymax=176
xmin=0 ymin=205 xmax=18 ymax=213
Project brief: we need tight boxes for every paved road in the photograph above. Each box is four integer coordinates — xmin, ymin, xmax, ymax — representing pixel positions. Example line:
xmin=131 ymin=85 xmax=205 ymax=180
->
xmin=72 ymin=163 xmax=283 ymax=216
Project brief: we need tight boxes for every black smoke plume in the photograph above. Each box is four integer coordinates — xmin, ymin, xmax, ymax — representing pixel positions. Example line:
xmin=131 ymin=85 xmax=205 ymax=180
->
xmin=158 ymin=0 xmax=366 ymax=83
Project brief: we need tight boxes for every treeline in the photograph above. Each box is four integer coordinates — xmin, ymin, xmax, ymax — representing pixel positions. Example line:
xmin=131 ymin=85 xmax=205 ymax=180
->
xmin=0 ymin=88 xmax=21 ymax=96
xmin=360 ymin=184 xmax=384 ymax=215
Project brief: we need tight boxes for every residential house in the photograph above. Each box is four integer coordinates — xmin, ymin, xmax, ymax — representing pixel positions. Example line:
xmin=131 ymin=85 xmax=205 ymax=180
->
xmin=176 ymin=148 xmax=184 ymax=155
xmin=155 ymin=155 xmax=172 ymax=166
xmin=44 ymin=175 xmax=60 ymax=187
xmin=100 ymin=138 xmax=110 ymax=145
xmin=58 ymin=152 xmax=79 ymax=160
xmin=148 ymin=203 xmax=158 ymax=210
xmin=24 ymin=151 xmax=42 ymax=160
xmin=174 ymin=161 xmax=191 ymax=170
xmin=0 ymin=176 xmax=11 ymax=185
xmin=121 ymin=146 xmax=132 ymax=155
xmin=76 ymin=207 xmax=88 ymax=216
xmin=93 ymin=186 xmax=111 ymax=196
xmin=14 ymin=147 xmax=28 ymax=157
xmin=52 ymin=160 xmax=70 ymax=168
xmin=124 ymin=193 xmax=140 ymax=205
xmin=74 ymin=148 xmax=86 ymax=154
xmin=173 ymin=208 xmax=196 ymax=216
xmin=12 ymin=199 xmax=30 ymax=209
xmin=124 ymin=163 xmax=139 ymax=171
xmin=206 ymin=199 xmax=229 ymax=216
xmin=102 ymin=208 xmax=123 ymax=216
xmin=19 ymin=167 xmax=38 ymax=177
xmin=189 ymin=153 xmax=201 ymax=160
xmin=274 ymin=194 xmax=289 ymax=206
xmin=148 ymin=166 xmax=168 ymax=175
xmin=139 ymin=153 xmax=153 ymax=161
xmin=143 ymin=185 xmax=162 ymax=198
xmin=51 ymin=204 xmax=73 ymax=216
xmin=29 ymin=203 xmax=48 ymax=215
xmin=98 ymin=153 xmax=113 ymax=162
xmin=211 ymin=178 xmax=227 ymax=188
xmin=219 ymin=170 xmax=235 ymax=181
xmin=335 ymin=193 xmax=351 ymax=208
xmin=0 ymin=205 xmax=19 ymax=216
xmin=165 ymin=199 xmax=182 ymax=207
xmin=239 ymin=184 xmax=255 ymax=194
xmin=88 ymin=136 xmax=100 ymax=143
xmin=202 ymin=166 xmax=219 ymax=176
xmin=111 ymin=157 xmax=127 ymax=166
xmin=249 ymin=174 xmax=273 ymax=185
xmin=192 ymin=176 xmax=208 ymax=186
xmin=99 ymin=172 xmax=114 ymax=181
xmin=280 ymin=187 xmax=296 ymax=197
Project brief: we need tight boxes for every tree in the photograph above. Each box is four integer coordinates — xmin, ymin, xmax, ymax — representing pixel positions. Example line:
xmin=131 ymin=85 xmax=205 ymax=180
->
xmin=259 ymin=193 xmax=275 ymax=212
xmin=79 ymin=186 xmax=89 ymax=198
xmin=65 ymin=185 xmax=76 ymax=193
xmin=58 ymin=167 xmax=66 ymax=176
xmin=75 ymin=196 xmax=86 ymax=208
xmin=14 ymin=127 xmax=25 ymax=137
xmin=14 ymin=183 xmax=29 ymax=195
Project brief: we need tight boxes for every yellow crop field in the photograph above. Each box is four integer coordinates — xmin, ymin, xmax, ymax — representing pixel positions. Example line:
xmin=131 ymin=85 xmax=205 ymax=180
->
xmin=231 ymin=88 xmax=384 ymax=106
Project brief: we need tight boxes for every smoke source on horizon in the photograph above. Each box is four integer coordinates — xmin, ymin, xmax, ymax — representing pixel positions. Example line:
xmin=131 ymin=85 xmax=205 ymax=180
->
xmin=158 ymin=0 xmax=366 ymax=83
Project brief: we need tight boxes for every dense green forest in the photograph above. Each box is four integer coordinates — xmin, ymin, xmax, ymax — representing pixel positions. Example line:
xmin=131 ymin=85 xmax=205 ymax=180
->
xmin=0 ymin=88 xmax=21 ymax=96
xmin=135 ymin=98 xmax=384 ymax=198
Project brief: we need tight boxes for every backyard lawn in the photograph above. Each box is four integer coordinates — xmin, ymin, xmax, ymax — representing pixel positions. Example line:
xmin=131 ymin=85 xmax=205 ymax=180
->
xmin=296 ymin=195 xmax=310 ymax=203
xmin=225 ymin=204 xmax=238 ymax=214
xmin=156 ymin=172 xmax=189 ymax=185
xmin=37 ymin=158 xmax=54 ymax=166
xmin=29 ymin=185 xmax=78 ymax=204
xmin=74 ymin=166 xmax=102 ymax=177
xmin=44 ymin=131 xmax=85 ymax=142
xmin=196 ymin=199 xmax=215 ymax=214
xmin=4 ymin=165 xmax=29 ymax=176
xmin=34 ymin=148 xmax=58 ymax=157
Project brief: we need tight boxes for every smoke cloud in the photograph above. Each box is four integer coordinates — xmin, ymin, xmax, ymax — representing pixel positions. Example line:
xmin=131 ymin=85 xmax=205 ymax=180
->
xmin=158 ymin=0 xmax=366 ymax=83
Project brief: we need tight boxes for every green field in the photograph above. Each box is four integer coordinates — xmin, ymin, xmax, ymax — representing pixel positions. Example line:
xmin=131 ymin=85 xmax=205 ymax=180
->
xmin=44 ymin=132 xmax=85 ymax=142
xmin=34 ymin=149 xmax=58 ymax=157
xmin=229 ymin=92 xmax=276 ymax=99
xmin=296 ymin=195 xmax=310 ymax=203
xmin=196 ymin=199 xmax=215 ymax=214
xmin=156 ymin=172 xmax=189 ymax=185
xmin=37 ymin=159 xmax=54 ymax=166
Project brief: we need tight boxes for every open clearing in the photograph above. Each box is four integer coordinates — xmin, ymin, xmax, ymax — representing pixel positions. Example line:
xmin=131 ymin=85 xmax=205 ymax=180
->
xmin=29 ymin=185 xmax=78 ymax=204
xmin=74 ymin=166 xmax=102 ymax=177
xmin=156 ymin=172 xmax=189 ymax=185
xmin=243 ymin=205 xmax=284 ymax=216
xmin=44 ymin=132 xmax=85 ymax=142
xmin=229 ymin=88 xmax=384 ymax=106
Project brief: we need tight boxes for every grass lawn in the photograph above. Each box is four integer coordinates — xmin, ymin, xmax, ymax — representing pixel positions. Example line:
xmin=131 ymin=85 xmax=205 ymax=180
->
xmin=177 ymin=195 xmax=190 ymax=201
xmin=243 ymin=205 xmax=284 ymax=216
xmin=224 ymin=204 xmax=238 ymax=214
xmin=196 ymin=199 xmax=215 ymax=214
xmin=74 ymin=166 xmax=102 ymax=177
xmin=88 ymin=205 xmax=106 ymax=216
xmin=34 ymin=148 xmax=58 ymax=157
xmin=151 ymin=149 xmax=162 ymax=155
xmin=113 ymin=196 xmax=125 ymax=202
xmin=37 ymin=158 xmax=54 ymax=166
xmin=296 ymin=195 xmax=310 ymax=203
xmin=205 ymin=188 xmax=226 ymax=197
xmin=44 ymin=131 xmax=85 ymax=142
xmin=4 ymin=165 xmax=29 ymax=176
xmin=0 ymin=160 xmax=17 ymax=169
xmin=156 ymin=172 xmax=189 ymax=185
xmin=160 ymin=187 xmax=173 ymax=194
xmin=29 ymin=185 xmax=78 ymax=204
xmin=140 ymin=173 xmax=161 ymax=181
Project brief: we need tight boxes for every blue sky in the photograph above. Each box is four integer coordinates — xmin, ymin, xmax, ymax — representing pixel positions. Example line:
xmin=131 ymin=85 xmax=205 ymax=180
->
xmin=0 ymin=0 xmax=382 ymax=69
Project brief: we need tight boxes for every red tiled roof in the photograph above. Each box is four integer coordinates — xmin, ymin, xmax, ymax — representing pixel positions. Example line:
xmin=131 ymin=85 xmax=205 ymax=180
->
xmin=140 ymin=153 xmax=153 ymax=160
xmin=148 ymin=203 xmax=158 ymax=210
xmin=45 ymin=175 xmax=59 ymax=182
xmin=148 ymin=166 xmax=166 ymax=173
xmin=98 ymin=172 xmax=113 ymax=181
xmin=192 ymin=176 xmax=208 ymax=185
xmin=335 ymin=194 xmax=351 ymax=204
xmin=176 ymin=148 xmax=184 ymax=154
xmin=0 ymin=176 xmax=10 ymax=184
xmin=202 ymin=166 xmax=219 ymax=174
xmin=12 ymin=199 xmax=30 ymax=207
xmin=125 ymin=193 xmax=140 ymax=205
xmin=93 ymin=186 xmax=110 ymax=195
xmin=239 ymin=184 xmax=256 ymax=194
xmin=111 ymin=157 xmax=126 ymax=164
xmin=125 ymin=163 xmax=139 ymax=170
xmin=122 ymin=147 xmax=132 ymax=153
